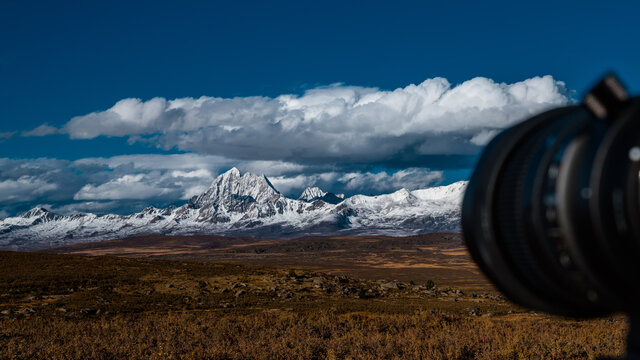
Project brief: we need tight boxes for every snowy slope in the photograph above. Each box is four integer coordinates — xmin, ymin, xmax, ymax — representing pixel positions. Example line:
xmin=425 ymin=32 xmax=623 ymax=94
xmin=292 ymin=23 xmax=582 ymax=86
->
xmin=0 ymin=168 xmax=466 ymax=250
xmin=299 ymin=187 xmax=327 ymax=201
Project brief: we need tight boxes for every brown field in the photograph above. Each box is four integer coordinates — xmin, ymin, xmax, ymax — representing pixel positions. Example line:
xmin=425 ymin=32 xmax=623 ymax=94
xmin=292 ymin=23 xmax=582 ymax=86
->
xmin=51 ymin=233 xmax=490 ymax=291
xmin=0 ymin=234 xmax=629 ymax=359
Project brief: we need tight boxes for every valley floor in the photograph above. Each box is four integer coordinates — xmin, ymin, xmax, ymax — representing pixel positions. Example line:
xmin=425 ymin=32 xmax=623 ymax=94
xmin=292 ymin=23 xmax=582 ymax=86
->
xmin=0 ymin=234 xmax=628 ymax=359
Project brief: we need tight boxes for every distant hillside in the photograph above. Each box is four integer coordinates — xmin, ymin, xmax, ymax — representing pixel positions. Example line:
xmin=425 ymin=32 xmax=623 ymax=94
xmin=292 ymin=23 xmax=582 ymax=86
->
xmin=0 ymin=168 xmax=466 ymax=250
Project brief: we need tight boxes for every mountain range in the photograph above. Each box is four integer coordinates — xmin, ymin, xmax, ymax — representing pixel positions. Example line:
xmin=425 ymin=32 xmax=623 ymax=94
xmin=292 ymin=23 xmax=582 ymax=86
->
xmin=0 ymin=168 xmax=466 ymax=250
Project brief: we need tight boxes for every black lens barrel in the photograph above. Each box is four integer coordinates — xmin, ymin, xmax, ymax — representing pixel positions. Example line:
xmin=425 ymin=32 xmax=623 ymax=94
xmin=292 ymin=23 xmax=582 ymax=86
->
xmin=462 ymin=75 xmax=640 ymax=317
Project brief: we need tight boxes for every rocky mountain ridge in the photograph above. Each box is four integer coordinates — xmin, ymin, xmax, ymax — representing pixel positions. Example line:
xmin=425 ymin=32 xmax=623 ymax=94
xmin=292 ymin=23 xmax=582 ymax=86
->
xmin=0 ymin=168 xmax=466 ymax=250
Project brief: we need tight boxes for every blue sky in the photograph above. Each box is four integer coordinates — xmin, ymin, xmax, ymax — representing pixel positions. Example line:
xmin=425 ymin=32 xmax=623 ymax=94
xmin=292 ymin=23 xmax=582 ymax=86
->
xmin=0 ymin=0 xmax=638 ymax=216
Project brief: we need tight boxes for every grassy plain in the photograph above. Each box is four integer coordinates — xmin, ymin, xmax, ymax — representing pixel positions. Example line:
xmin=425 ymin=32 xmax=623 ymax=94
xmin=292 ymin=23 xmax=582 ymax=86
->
xmin=0 ymin=234 xmax=628 ymax=359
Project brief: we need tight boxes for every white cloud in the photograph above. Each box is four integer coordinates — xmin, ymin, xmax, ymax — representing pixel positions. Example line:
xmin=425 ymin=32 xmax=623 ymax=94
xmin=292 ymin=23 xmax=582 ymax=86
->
xmin=268 ymin=167 xmax=443 ymax=197
xmin=22 ymin=124 xmax=58 ymax=137
xmin=337 ymin=168 xmax=444 ymax=193
xmin=1 ymin=75 xmax=573 ymax=216
xmin=72 ymin=153 xmax=230 ymax=171
xmin=72 ymin=154 xmax=305 ymax=176
xmin=55 ymin=76 xmax=570 ymax=165
xmin=469 ymin=129 xmax=500 ymax=146
xmin=170 ymin=169 xmax=212 ymax=178
xmin=181 ymin=184 xmax=209 ymax=200
xmin=72 ymin=169 xmax=215 ymax=201
xmin=50 ymin=201 xmax=123 ymax=215
xmin=268 ymin=174 xmax=330 ymax=195
xmin=74 ymin=174 xmax=169 ymax=200
xmin=0 ymin=176 xmax=58 ymax=202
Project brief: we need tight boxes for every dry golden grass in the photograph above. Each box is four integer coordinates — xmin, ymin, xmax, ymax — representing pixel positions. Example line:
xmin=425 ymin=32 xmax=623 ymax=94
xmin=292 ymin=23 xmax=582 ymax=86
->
xmin=0 ymin=249 xmax=628 ymax=359
xmin=0 ymin=311 xmax=626 ymax=359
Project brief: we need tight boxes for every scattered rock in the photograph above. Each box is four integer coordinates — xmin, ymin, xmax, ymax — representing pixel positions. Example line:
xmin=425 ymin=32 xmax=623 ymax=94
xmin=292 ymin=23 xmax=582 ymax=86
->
xmin=342 ymin=286 xmax=355 ymax=295
xmin=334 ymin=276 xmax=348 ymax=284
xmin=1 ymin=310 xmax=11 ymax=315
xmin=79 ymin=308 xmax=97 ymax=316
xmin=380 ymin=282 xmax=399 ymax=290
xmin=17 ymin=307 xmax=35 ymax=316
xmin=55 ymin=308 xmax=67 ymax=313
xmin=468 ymin=307 xmax=480 ymax=316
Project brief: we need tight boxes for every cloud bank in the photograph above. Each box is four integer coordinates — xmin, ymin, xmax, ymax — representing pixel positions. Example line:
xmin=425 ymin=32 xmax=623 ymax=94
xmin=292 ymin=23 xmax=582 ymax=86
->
xmin=3 ymin=76 xmax=572 ymax=217
xmin=22 ymin=124 xmax=58 ymax=137
xmin=60 ymin=76 xmax=570 ymax=166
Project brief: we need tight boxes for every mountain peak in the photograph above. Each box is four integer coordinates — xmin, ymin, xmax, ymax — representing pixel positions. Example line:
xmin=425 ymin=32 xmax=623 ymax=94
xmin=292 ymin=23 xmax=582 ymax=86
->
xmin=190 ymin=168 xmax=281 ymax=208
xmin=410 ymin=181 xmax=468 ymax=202
xmin=21 ymin=207 xmax=50 ymax=218
xmin=221 ymin=167 xmax=241 ymax=178
xmin=299 ymin=187 xmax=327 ymax=201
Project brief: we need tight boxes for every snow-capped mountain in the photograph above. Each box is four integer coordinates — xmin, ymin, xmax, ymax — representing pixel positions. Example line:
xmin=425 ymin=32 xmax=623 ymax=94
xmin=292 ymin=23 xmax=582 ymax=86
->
xmin=298 ymin=186 xmax=344 ymax=205
xmin=299 ymin=187 xmax=327 ymax=201
xmin=0 ymin=168 xmax=466 ymax=250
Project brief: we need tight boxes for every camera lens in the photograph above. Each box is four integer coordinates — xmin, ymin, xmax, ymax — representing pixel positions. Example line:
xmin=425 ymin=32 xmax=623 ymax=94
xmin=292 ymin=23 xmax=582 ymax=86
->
xmin=462 ymin=76 xmax=640 ymax=317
